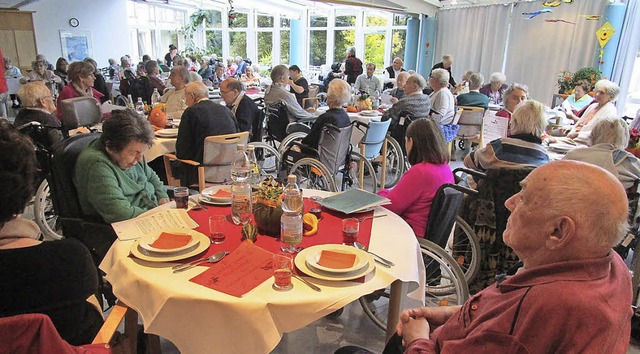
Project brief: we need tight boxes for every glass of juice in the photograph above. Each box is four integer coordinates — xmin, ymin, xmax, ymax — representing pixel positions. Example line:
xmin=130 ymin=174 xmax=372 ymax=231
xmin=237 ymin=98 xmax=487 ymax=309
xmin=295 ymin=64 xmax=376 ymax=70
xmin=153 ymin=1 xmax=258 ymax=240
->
xmin=174 ymin=187 xmax=189 ymax=209
xmin=208 ymin=215 xmax=226 ymax=244
xmin=309 ymin=196 xmax=323 ymax=220
xmin=342 ymin=218 xmax=359 ymax=246
xmin=272 ymin=253 xmax=293 ymax=290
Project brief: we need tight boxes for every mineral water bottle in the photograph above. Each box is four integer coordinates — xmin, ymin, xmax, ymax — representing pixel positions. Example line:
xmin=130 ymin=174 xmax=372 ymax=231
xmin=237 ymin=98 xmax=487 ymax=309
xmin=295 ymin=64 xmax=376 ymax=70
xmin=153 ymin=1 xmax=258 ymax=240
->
xmin=135 ymin=97 xmax=145 ymax=116
xmin=280 ymin=175 xmax=303 ymax=253
xmin=231 ymin=145 xmax=252 ymax=225
xmin=246 ymin=145 xmax=260 ymax=185
xmin=372 ymin=89 xmax=380 ymax=110
xmin=127 ymin=94 xmax=135 ymax=109
xmin=281 ymin=175 xmax=303 ymax=214
xmin=150 ymin=88 xmax=161 ymax=107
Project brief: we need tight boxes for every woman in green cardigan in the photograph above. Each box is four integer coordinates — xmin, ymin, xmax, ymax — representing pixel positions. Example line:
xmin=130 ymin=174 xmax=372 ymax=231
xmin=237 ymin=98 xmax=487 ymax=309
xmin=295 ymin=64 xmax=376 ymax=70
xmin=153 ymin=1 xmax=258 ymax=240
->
xmin=74 ymin=109 xmax=169 ymax=223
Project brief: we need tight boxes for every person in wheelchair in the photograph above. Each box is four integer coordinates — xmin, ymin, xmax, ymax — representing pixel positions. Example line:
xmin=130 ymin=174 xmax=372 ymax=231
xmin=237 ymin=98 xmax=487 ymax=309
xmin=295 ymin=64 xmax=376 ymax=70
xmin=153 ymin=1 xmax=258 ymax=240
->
xmin=14 ymin=82 xmax=64 ymax=146
xmin=0 ymin=120 xmax=104 ymax=345
xmin=564 ymin=117 xmax=640 ymax=189
xmin=74 ymin=109 xmax=169 ymax=223
xmin=264 ymin=64 xmax=314 ymax=123
xmin=378 ymin=118 xmax=454 ymax=237
xmin=381 ymin=74 xmax=431 ymax=124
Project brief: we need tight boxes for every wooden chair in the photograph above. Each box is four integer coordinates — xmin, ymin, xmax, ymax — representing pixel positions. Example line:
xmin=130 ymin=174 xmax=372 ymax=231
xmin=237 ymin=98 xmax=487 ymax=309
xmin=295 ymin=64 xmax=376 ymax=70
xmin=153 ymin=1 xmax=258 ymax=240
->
xmin=449 ymin=107 xmax=464 ymax=159
xmin=455 ymin=106 xmax=486 ymax=154
xmin=164 ymin=131 xmax=249 ymax=191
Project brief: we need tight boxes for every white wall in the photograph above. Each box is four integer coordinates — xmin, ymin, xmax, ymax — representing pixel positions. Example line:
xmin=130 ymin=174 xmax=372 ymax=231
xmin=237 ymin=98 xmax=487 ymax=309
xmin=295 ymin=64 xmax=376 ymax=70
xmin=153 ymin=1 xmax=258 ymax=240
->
xmin=22 ymin=0 xmax=131 ymax=68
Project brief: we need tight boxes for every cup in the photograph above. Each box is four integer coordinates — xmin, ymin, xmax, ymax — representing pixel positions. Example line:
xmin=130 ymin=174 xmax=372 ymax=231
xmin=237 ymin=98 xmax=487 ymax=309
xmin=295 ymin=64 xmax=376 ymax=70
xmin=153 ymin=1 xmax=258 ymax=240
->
xmin=272 ymin=253 xmax=293 ymax=290
xmin=309 ymin=196 xmax=323 ymax=220
xmin=342 ymin=218 xmax=359 ymax=246
xmin=208 ymin=215 xmax=226 ymax=244
xmin=174 ymin=187 xmax=189 ymax=209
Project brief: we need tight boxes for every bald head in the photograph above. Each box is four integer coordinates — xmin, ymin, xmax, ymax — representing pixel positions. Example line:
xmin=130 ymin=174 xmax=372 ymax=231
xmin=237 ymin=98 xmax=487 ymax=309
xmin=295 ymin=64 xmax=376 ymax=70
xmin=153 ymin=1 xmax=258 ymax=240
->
xmin=185 ymin=81 xmax=209 ymax=107
xmin=220 ymin=78 xmax=243 ymax=105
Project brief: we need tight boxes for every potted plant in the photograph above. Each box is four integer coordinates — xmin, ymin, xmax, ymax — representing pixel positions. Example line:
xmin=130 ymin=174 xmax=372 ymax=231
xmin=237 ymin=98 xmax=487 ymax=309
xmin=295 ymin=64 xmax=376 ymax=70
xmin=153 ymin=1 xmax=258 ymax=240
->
xmin=557 ymin=70 xmax=573 ymax=95
xmin=572 ymin=67 xmax=601 ymax=95
xmin=627 ymin=128 xmax=640 ymax=158
xmin=252 ymin=177 xmax=284 ymax=237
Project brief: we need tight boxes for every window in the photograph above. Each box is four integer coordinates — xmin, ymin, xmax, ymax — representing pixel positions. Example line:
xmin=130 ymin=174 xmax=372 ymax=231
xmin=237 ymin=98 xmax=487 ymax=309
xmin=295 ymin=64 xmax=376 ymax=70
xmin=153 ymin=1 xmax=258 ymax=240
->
xmin=391 ymin=30 xmax=406 ymax=63
xmin=229 ymin=32 xmax=247 ymax=58
xmin=206 ymin=31 xmax=223 ymax=54
xmin=366 ymin=12 xmax=387 ymax=27
xmin=393 ymin=14 xmax=408 ymax=26
xmin=310 ymin=15 xmax=328 ymax=27
xmin=335 ymin=15 xmax=355 ymax=27
xmin=334 ymin=29 xmax=354 ymax=64
xmin=364 ymin=32 xmax=385 ymax=69
xmin=233 ymin=12 xmax=248 ymax=28
xmin=280 ymin=17 xmax=290 ymax=65
xmin=257 ymin=15 xmax=274 ymax=28
xmin=206 ymin=10 xmax=222 ymax=28
xmin=309 ymin=30 xmax=327 ymax=66
xmin=257 ymin=32 xmax=273 ymax=67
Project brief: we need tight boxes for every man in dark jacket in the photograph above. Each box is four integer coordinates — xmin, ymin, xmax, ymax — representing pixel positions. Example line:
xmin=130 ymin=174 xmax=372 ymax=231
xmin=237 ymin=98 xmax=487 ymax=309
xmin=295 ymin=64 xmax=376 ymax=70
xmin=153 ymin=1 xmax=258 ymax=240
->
xmin=430 ymin=54 xmax=456 ymax=87
xmin=220 ymin=78 xmax=261 ymax=141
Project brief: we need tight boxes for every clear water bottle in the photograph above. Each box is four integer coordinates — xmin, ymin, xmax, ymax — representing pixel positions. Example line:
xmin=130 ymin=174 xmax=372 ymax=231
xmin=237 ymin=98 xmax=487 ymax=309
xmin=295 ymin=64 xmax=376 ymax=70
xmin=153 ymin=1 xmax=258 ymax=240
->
xmin=372 ymin=89 xmax=380 ymax=110
xmin=231 ymin=144 xmax=252 ymax=225
xmin=127 ymin=94 xmax=135 ymax=109
xmin=135 ymin=97 xmax=145 ymax=116
xmin=280 ymin=175 xmax=303 ymax=253
xmin=150 ymin=88 xmax=161 ymax=107
xmin=246 ymin=145 xmax=260 ymax=185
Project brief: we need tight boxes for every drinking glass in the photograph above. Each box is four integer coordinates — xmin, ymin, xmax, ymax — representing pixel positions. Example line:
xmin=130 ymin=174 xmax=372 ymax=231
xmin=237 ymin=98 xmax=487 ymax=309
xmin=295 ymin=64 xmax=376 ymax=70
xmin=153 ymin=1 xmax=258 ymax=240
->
xmin=272 ymin=253 xmax=293 ymax=290
xmin=174 ymin=187 xmax=189 ymax=209
xmin=342 ymin=218 xmax=359 ymax=245
xmin=208 ymin=215 xmax=226 ymax=244
xmin=309 ymin=196 xmax=323 ymax=220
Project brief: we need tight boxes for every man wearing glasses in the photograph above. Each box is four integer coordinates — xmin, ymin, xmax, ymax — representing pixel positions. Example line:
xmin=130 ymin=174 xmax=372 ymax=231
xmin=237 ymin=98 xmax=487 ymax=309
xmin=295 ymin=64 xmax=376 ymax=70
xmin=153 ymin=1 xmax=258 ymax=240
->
xmin=220 ymin=78 xmax=261 ymax=141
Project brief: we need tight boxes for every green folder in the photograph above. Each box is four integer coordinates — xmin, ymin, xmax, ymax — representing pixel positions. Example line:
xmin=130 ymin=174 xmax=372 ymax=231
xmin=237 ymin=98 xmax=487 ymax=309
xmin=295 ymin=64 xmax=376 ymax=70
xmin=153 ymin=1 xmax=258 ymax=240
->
xmin=319 ymin=189 xmax=390 ymax=214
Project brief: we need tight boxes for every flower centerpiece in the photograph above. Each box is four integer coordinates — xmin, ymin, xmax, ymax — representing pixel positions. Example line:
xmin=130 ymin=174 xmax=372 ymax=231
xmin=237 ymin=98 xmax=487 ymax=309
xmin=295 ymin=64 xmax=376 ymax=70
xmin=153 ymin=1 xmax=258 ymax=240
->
xmin=627 ymin=128 xmax=640 ymax=158
xmin=356 ymin=91 xmax=372 ymax=111
xmin=572 ymin=67 xmax=601 ymax=95
xmin=252 ymin=177 xmax=284 ymax=237
xmin=557 ymin=70 xmax=573 ymax=95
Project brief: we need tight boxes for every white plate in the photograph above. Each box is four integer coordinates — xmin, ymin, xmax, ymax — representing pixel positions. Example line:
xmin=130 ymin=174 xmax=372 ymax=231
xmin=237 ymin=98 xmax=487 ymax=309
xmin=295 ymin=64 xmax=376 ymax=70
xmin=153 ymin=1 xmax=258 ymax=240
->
xmin=199 ymin=195 xmax=232 ymax=205
xmin=360 ymin=110 xmax=381 ymax=117
xmin=130 ymin=231 xmax=209 ymax=262
xmin=549 ymin=142 xmax=580 ymax=153
xmin=139 ymin=231 xmax=199 ymax=254
xmin=201 ymin=185 xmax=232 ymax=203
xmin=295 ymin=245 xmax=375 ymax=281
xmin=305 ymin=245 xmax=368 ymax=274
xmin=155 ymin=128 xmax=178 ymax=138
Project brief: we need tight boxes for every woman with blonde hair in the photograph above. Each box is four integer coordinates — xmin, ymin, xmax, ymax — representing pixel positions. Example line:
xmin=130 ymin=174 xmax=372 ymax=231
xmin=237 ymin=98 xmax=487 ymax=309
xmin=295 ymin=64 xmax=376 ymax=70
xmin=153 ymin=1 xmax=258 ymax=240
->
xmin=300 ymin=79 xmax=352 ymax=149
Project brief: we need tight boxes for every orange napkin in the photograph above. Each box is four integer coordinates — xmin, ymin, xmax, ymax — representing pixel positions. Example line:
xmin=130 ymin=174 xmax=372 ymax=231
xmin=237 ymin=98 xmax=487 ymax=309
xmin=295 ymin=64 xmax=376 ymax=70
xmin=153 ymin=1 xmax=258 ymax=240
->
xmin=149 ymin=232 xmax=192 ymax=249
xmin=211 ymin=189 xmax=232 ymax=198
xmin=317 ymin=250 xmax=356 ymax=269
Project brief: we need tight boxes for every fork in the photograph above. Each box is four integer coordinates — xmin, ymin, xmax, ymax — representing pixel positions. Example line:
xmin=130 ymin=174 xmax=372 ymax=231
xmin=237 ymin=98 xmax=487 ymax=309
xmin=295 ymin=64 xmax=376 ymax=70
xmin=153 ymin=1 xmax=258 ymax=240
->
xmin=357 ymin=214 xmax=387 ymax=222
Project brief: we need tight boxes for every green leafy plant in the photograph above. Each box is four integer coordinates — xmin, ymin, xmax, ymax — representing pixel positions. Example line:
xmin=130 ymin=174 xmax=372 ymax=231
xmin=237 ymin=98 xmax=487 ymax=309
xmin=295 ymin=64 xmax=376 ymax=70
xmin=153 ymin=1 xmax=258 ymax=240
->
xmin=557 ymin=70 xmax=573 ymax=94
xmin=572 ymin=67 xmax=601 ymax=92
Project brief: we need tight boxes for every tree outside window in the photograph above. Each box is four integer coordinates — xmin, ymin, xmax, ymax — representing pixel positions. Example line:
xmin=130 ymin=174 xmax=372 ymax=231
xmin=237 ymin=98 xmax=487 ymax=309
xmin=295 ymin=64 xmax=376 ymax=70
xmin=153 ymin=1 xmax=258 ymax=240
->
xmin=309 ymin=30 xmax=327 ymax=66
xmin=230 ymin=32 xmax=247 ymax=58
xmin=334 ymin=30 xmax=354 ymax=64
xmin=391 ymin=30 xmax=406 ymax=63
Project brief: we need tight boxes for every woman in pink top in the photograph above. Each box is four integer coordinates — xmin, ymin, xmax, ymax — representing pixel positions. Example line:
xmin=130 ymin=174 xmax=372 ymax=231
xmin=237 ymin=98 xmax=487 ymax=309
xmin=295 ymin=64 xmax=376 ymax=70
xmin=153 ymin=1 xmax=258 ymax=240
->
xmin=378 ymin=118 xmax=454 ymax=237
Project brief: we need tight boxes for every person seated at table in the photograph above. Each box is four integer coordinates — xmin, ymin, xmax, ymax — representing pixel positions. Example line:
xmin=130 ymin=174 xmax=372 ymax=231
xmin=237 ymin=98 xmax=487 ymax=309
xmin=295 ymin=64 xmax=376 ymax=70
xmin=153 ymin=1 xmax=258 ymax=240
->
xmin=495 ymin=83 xmax=528 ymax=120
xmin=465 ymin=100 xmax=549 ymax=172
xmin=210 ymin=62 xmax=225 ymax=88
xmin=20 ymin=59 xmax=62 ymax=97
xmin=56 ymin=61 xmax=104 ymax=122
xmin=235 ymin=56 xmax=248 ymax=75
xmin=0 ymin=120 xmax=104 ymax=345
xmin=83 ymin=58 xmax=109 ymax=103
xmin=323 ymin=61 xmax=344 ymax=91
xmin=4 ymin=57 xmax=22 ymax=78
xmin=558 ymin=80 xmax=594 ymax=120
xmin=300 ymin=79 xmax=352 ymax=151
xmin=549 ymin=79 xmax=620 ymax=147
xmin=383 ymin=57 xmax=406 ymax=90
xmin=428 ymin=69 xmax=455 ymax=125
xmin=264 ymin=64 xmax=314 ymax=123
xmin=161 ymin=65 xmax=190 ymax=119
xmin=354 ymin=63 xmax=381 ymax=94
xmin=382 ymin=74 xmax=431 ymax=123
xmin=479 ymin=72 xmax=508 ymax=105
xmin=389 ymin=160 xmax=632 ymax=353
xmin=241 ymin=66 xmax=261 ymax=89
xmin=288 ymin=65 xmax=309 ymax=107
xmin=220 ymin=78 xmax=259 ymax=139
xmin=453 ymin=70 xmax=474 ymax=95
xmin=388 ymin=71 xmax=410 ymax=103
xmin=145 ymin=60 xmax=166 ymax=94
xmin=378 ymin=118 xmax=453 ymax=237
xmin=198 ymin=56 xmax=213 ymax=81
xmin=456 ymin=72 xmax=489 ymax=110
xmin=563 ymin=117 xmax=640 ymax=189
xmin=225 ymin=58 xmax=237 ymax=78
xmin=53 ymin=57 xmax=69 ymax=91
xmin=14 ymin=82 xmax=64 ymax=145
xmin=74 ymin=109 xmax=169 ymax=223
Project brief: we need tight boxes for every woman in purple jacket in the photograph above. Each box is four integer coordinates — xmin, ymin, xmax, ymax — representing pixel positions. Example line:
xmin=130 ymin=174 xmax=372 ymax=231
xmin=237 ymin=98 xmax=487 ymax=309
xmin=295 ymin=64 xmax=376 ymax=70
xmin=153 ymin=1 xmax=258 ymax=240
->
xmin=378 ymin=118 xmax=454 ymax=237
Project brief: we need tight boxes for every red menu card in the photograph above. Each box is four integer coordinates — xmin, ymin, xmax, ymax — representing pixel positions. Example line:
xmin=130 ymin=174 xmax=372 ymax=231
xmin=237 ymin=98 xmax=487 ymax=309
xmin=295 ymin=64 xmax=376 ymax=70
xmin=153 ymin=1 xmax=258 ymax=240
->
xmin=189 ymin=241 xmax=274 ymax=297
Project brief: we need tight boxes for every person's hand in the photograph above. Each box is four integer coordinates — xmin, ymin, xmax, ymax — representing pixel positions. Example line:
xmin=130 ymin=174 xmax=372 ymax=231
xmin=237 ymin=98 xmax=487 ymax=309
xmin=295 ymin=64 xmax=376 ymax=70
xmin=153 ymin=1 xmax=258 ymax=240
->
xmin=69 ymin=127 xmax=91 ymax=135
xmin=396 ymin=306 xmax=460 ymax=336
xmin=158 ymin=198 xmax=170 ymax=205
xmin=401 ymin=317 xmax=431 ymax=347
xmin=287 ymin=78 xmax=295 ymax=86
xmin=567 ymin=131 xmax=578 ymax=139
xmin=390 ymin=97 xmax=399 ymax=104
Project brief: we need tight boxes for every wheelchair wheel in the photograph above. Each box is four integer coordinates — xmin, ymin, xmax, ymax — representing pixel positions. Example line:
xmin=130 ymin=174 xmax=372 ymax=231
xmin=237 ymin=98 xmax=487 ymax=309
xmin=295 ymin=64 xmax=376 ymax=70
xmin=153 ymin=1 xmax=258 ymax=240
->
xmin=359 ymin=239 xmax=469 ymax=331
xmin=34 ymin=179 xmax=64 ymax=240
xmin=290 ymin=158 xmax=338 ymax=192
xmin=248 ymin=142 xmax=280 ymax=179
xmin=278 ymin=132 xmax=308 ymax=156
xmin=341 ymin=151 xmax=378 ymax=193
xmin=379 ymin=136 xmax=404 ymax=189
xmin=447 ymin=215 xmax=480 ymax=283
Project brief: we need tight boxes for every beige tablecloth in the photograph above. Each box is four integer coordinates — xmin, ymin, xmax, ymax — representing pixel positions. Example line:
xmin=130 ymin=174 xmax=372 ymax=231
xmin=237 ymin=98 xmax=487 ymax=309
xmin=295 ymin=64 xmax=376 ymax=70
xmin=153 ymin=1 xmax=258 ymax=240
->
xmin=100 ymin=190 xmax=424 ymax=354
xmin=144 ymin=137 xmax=176 ymax=162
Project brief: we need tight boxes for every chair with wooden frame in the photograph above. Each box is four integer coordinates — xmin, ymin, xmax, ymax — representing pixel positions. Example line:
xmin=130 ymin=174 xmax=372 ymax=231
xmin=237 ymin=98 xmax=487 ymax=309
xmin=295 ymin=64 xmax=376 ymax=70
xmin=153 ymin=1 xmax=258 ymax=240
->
xmin=164 ymin=131 xmax=249 ymax=192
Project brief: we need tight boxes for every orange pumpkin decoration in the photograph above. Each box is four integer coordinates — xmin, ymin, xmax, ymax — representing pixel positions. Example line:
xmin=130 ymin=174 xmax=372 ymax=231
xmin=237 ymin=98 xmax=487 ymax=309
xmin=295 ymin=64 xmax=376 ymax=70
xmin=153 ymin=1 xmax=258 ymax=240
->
xmin=148 ymin=107 xmax=167 ymax=130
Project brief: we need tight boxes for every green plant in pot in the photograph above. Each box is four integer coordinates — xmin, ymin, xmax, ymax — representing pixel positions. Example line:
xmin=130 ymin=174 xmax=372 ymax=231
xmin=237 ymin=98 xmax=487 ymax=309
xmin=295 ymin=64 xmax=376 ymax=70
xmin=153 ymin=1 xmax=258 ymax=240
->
xmin=252 ymin=177 xmax=284 ymax=237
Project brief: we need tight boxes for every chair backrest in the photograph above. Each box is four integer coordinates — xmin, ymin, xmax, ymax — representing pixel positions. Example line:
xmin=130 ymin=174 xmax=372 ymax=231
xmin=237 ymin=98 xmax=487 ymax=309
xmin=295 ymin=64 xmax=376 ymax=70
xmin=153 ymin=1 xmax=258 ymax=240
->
xmin=360 ymin=119 xmax=391 ymax=160
xmin=456 ymin=106 xmax=485 ymax=138
xmin=202 ymin=131 xmax=250 ymax=183
xmin=318 ymin=124 xmax=353 ymax=175
xmin=265 ymin=102 xmax=289 ymax=142
xmin=59 ymin=97 xmax=102 ymax=130
xmin=0 ymin=313 xmax=94 ymax=353
xmin=425 ymin=184 xmax=465 ymax=248
xmin=308 ymin=84 xmax=320 ymax=99
xmin=452 ymin=107 xmax=464 ymax=125
xmin=302 ymin=97 xmax=319 ymax=111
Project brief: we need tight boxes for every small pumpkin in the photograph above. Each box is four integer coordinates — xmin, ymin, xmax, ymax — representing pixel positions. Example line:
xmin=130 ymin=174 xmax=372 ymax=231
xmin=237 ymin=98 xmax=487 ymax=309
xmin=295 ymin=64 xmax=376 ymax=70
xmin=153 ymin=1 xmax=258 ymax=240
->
xmin=148 ymin=107 xmax=167 ymax=130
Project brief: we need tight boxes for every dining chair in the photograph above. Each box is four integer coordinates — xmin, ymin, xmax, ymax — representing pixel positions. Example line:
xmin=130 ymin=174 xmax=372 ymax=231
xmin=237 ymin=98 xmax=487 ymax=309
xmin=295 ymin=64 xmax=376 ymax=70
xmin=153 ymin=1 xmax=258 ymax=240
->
xmin=455 ymin=106 xmax=486 ymax=155
xmin=164 ymin=131 xmax=249 ymax=192
xmin=58 ymin=96 xmax=102 ymax=132
xmin=357 ymin=119 xmax=391 ymax=189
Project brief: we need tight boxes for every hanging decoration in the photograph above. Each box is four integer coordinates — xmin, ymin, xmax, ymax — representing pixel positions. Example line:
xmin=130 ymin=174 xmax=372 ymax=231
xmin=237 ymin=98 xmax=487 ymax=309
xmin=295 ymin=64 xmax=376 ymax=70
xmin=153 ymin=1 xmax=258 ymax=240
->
xmin=542 ymin=0 xmax=573 ymax=8
xmin=596 ymin=21 xmax=616 ymax=63
xmin=228 ymin=0 xmax=236 ymax=28
xmin=522 ymin=9 xmax=553 ymax=19
xmin=545 ymin=19 xmax=576 ymax=25
xmin=425 ymin=42 xmax=430 ymax=58
xmin=580 ymin=15 xmax=602 ymax=21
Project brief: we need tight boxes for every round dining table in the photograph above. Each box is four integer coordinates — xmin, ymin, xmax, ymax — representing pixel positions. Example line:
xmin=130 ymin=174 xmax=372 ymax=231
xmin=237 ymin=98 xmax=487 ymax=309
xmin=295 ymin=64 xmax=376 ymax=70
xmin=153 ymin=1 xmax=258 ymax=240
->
xmin=100 ymin=190 xmax=425 ymax=354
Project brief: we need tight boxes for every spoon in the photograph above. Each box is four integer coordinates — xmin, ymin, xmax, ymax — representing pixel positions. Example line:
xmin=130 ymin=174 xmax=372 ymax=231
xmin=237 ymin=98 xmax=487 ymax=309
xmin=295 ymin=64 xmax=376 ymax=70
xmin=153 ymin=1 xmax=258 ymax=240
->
xmin=172 ymin=251 xmax=228 ymax=273
xmin=353 ymin=242 xmax=395 ymax=267
xmin=357 ymin=214 xmax=387 ymax=222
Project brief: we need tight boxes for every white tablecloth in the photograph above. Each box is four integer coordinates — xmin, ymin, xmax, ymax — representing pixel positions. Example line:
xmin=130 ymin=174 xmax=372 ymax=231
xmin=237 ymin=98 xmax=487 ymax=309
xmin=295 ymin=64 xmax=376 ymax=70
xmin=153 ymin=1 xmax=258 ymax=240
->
xmin=100 ymin=190 xmax=424 ymax=354
xmin=144 ymin=137 xmax=176 ymax=161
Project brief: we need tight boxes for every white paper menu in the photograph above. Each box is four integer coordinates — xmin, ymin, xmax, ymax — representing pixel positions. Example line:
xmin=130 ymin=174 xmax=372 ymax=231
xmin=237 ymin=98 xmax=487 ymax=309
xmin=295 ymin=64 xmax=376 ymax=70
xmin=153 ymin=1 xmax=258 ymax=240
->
xmin=111 ymin=208 xmax=199 ymax=241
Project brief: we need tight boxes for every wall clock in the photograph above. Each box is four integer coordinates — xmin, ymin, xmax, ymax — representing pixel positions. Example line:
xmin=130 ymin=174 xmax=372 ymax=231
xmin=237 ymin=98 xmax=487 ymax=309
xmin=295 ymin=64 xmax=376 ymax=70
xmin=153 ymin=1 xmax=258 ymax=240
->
xmin=69 ymin=18 xmax=79 ymax=27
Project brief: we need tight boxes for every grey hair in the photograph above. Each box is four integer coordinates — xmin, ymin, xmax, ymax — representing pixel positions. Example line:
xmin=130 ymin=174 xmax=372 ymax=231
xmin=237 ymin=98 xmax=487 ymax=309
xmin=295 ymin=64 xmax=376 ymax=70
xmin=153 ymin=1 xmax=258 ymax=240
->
xmin=509 ymin=99 xmax=546 ymax=137
xmin=145 ymin=60 xmax=159 ymax=75
xmin=234 ymin=56 xmax=243 ymax=62
xmin=17 ymin=82 xmax=50 ymax=108
xmin=347 ymin=47 xmax=356 ymax=57
xmin=468 ymin=72 xmax=484 ymax=90
xmin=170 ymin=65 xmax=190 ymax=84
xmin=270 ymin=64 xmax=289 ymax=83
xmin=225 ymin=78 xmax=244 ymax=93
xmin=185 ymin=81 xmax=209 ymax=99
xmin=100 ymin=109 xmax=154 ymax=152
xmin=396 ymin=71 xmax=410 ymax=82
xmin=591 ymin=117 xmax=629 ymax=149
xmin=326 ymin=79 xmax=351 ymax=108
xmin=463 ymin=70 xmax=474 ymax=81
xmin=490 ymin=72 xmax=506 ymax=83
xmin=594 ymin=79 xmax=620 ymax=101
xmin=504 ymin=83 xmax=529 ymax=99
xmin=431 ymin=68 xmax=449 ymax=86
xmin=443 ymin=54 xmax=453 ymax=62
xmin=406 ymin=74 xmax=427 ymax=90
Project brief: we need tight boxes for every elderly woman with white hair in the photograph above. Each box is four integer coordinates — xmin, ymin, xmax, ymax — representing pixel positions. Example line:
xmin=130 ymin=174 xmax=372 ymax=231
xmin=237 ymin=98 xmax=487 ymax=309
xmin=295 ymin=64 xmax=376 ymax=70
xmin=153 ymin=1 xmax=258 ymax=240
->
xmin=496 ymin=83 xmax=528 ymax=120
xmin=300 ymin=79 xmax=352 ymax=149
xmin=428 ymin=68 xmax=455 ymax=125
xmin=564 ymin=117 xmax=640 ymax=189
xmin=264 ymin=64 xmax=313 ymax=123
xmin=480 ymin=72 xmax=508 ymax=105
xmin=383 ymin=74 xmax=431 ymax=123
xmin=563 ymin=79 xmax=619 ymax=145
xmin=465 ymin=100 xmax=549 ymax=172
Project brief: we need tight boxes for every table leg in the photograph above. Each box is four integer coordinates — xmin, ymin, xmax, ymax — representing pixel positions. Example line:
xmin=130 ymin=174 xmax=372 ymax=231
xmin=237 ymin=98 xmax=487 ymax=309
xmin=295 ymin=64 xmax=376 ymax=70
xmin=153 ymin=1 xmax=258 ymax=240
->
xmin=386 ymin=279 xmax=408 ymax=341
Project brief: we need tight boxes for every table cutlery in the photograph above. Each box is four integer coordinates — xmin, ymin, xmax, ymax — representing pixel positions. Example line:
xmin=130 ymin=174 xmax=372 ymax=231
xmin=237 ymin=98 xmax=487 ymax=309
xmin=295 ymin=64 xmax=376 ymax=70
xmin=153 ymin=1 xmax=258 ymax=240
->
xmin=353 ymin=241 xmax=395 ymax=266
xmin=357 ymin=214 xmax=387 ymax=223
xmin=172 ymin=251 xmax=228 ymax=273
xmin=292 ymin=274 xmax=321 ymax=292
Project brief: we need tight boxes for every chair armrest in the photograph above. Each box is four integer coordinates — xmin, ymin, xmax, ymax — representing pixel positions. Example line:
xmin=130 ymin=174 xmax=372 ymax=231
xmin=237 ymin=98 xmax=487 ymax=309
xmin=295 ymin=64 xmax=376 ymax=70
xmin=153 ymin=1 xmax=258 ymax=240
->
xmin=165 ymin=153 xmax=200 ymax=167
xmin=92 ymin=300 xmax=132 ymax=345
xmin=452 ymin=167 xmax=486 ymax=180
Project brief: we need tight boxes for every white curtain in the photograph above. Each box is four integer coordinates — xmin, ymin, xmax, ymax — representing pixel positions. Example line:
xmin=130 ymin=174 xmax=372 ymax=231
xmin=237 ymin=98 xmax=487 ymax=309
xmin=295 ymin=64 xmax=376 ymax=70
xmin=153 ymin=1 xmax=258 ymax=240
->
xmin=504 ymin=0 xmax=608 ymax=104
xmin=611 ymin=0 xmax=640 ymax=115
xmin=435 ymin=4 xmax=511 ymax=85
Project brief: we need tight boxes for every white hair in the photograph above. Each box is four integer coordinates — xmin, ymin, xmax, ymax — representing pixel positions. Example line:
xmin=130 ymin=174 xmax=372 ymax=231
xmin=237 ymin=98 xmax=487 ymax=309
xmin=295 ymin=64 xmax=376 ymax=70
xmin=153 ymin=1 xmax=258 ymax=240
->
xmin=431 ymin=68 xmax=449 ymax=86
xmin=490 ymin=72 xmax=506 ymax=83
xmin=594 ymin=79 xmax=620 ymax=101
xmin=509 ymin=99 xmax=546 ymax=137
xmin=468 ymin=72 xmax=484 ymax=90
xmin=590 ymin=117 xmax=629 ymax=149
